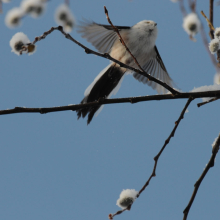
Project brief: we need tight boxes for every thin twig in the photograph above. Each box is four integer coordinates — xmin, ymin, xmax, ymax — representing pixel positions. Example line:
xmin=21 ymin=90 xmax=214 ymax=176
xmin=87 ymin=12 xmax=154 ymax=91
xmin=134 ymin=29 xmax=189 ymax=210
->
xmin=197 ymin=96 xmax=220 ymax=107
xmin=109 ymin=98 xmax=194 ymax=219
xmin=1 ymin=91 xmax=220 ymax=116
xmin=209 ymin=0 xmax=214 ymax=39
xmin=183 ymin=133 xmax=220 ymax=220
xmin=104 ymin=6 xmax=145 ymax=72
xmin=138 ymin=98 xmax=194 ymax=195
xmin=201 ymin=10 xmax=215 ymax=31
xmin=20 ymin=26 xmax=179 ymax=95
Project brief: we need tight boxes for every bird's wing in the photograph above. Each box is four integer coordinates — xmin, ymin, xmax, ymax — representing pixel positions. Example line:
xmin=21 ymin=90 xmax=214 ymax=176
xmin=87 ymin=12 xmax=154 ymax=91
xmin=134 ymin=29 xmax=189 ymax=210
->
xmin=78 ymin=20 xmax=130 ymax=53
xmin=133 ymin=46 xmax=174 ymax=94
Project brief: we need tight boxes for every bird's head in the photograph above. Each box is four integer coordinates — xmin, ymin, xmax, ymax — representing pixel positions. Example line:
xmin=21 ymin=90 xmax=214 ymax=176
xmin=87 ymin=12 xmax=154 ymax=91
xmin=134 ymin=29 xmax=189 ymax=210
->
xmin=134 ymin=20 xmax=158 ymax=38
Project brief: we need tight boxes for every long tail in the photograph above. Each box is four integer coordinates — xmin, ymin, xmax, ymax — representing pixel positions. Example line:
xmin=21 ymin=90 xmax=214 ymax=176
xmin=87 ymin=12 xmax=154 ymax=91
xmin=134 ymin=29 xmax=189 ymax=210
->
xmin=76 ymin=63 xmax=126 ymax=124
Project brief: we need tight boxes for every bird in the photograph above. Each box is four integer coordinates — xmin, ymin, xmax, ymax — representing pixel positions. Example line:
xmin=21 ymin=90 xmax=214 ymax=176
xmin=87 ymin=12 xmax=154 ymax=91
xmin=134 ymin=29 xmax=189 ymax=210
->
xmin=76 ymin=20 xmax=174 ymax=124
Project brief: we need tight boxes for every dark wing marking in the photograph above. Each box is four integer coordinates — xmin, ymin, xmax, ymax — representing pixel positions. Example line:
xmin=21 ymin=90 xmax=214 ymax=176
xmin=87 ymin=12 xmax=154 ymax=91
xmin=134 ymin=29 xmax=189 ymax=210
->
xmin=99 ymin=24 xmax=131 ymax=31
xmin=154 ymin=45 xmax=167 ymax=72
xmin=76 ymin=64 xmax=125 ymax=124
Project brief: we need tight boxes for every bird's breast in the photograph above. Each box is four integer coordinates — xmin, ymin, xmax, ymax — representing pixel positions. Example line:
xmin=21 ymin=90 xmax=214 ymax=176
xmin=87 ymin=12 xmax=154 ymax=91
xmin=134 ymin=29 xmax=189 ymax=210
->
xmin=110 ymin=29 xmax=155 ymax=67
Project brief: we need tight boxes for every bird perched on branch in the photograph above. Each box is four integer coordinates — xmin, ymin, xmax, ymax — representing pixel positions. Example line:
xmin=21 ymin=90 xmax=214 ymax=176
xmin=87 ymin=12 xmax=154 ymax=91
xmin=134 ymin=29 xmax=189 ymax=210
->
xmin=76 ymin=20 xmax=174 ymax=124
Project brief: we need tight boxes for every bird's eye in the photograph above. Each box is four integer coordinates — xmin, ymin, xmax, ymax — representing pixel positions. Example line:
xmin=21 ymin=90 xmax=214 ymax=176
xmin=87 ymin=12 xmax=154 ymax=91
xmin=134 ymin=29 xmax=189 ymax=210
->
xmin=146 ymin=22 xmax=150 ymax=24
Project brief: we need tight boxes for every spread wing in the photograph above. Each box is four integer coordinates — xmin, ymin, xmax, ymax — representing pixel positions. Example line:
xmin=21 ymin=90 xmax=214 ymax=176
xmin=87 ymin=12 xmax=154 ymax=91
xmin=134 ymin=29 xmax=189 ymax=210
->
xmin=77 ymin=20 xmax=130 ymax=53
xmin=133 ymin=46 xmax=174 ymax=94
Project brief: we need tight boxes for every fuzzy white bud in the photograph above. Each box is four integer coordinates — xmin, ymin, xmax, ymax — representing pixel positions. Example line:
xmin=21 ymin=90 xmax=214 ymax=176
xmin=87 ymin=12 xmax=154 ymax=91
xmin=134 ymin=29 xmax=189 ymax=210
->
xmin=116 ymin=189 xmax=138 ymax=209
xmin=20 ymin=0 xmax=46 ymax=18
xmin=5 ymin=7 xmax=24 ymax=28
xmin=9 ymin=32 xmax=30 ymax=55
xmin=55 ymin=4 xmax=75 ymax=33
xmin=183 ymin=13 xmax=201 ymax=36
xmin=214 ymin=27 xmax=220 ymax=39
xmin=209 ymin=38 xmax=220 ymax=54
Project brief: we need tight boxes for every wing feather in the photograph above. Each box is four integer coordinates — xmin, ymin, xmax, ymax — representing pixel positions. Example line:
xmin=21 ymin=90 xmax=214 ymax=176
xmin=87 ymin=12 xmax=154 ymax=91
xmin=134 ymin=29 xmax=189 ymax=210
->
xmin=133 ymin=46 xmax=174 ymax=93
xmin=78 ymin=20 xmax=130 ymax=53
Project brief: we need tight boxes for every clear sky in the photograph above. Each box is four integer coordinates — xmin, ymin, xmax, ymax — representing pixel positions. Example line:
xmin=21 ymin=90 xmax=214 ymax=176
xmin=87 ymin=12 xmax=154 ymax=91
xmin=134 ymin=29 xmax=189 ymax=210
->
xmin=0 ymin=1 xmax=219 ymax=220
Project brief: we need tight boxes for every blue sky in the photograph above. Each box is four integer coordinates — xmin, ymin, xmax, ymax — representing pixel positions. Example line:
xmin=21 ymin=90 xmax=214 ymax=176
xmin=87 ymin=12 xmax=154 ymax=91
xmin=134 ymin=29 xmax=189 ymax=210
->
xmin=0 ymin=1 xmax=219 ymax=220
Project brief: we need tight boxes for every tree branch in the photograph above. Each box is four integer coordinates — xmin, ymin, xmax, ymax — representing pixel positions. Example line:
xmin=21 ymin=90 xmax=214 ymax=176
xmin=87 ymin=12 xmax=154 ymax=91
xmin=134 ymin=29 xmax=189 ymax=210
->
xmin=183 ymin=133 xmax=220 ymax=220
xmin=1 ymin=91 xmax=220 ymax=116
xmin=109 ymin=98 xmax=194 ymax=219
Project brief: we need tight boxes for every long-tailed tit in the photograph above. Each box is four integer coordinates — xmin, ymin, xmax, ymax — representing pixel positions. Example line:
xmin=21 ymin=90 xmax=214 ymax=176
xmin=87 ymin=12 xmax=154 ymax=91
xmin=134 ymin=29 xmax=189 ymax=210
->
xmin=76 ymin=20 xmax=174 ymax=124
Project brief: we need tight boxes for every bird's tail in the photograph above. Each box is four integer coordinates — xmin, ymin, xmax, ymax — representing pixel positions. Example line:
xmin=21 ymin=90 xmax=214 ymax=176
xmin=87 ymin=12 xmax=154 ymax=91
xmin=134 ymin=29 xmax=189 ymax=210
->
xmin=76 ymin=63 xmax=126 ymax=124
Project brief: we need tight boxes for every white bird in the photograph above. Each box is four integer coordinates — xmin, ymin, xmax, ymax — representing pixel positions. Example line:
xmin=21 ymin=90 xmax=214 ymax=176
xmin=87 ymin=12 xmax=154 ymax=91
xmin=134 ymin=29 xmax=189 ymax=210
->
xmin=76 ymin=20 xmax=174 ymax=124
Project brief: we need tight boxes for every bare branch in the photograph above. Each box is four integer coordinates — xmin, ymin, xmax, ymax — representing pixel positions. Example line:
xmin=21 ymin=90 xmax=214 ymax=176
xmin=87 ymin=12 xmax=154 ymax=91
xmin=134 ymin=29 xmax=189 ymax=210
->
xmin=109 ymin=98 xmax=194 ymax=219
xmin=197 ymin=97 xmax=220 ymax=107
xmin=183 ymin=133 xmax=220 ymax=220
xmin=1 ymin=91 xmax=220 ymax=116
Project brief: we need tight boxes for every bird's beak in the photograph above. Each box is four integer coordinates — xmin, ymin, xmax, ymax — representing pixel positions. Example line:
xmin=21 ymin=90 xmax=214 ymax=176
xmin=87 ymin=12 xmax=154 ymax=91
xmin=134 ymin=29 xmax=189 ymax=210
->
xmin=154 ymin=23 xmax=157 ymax=27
